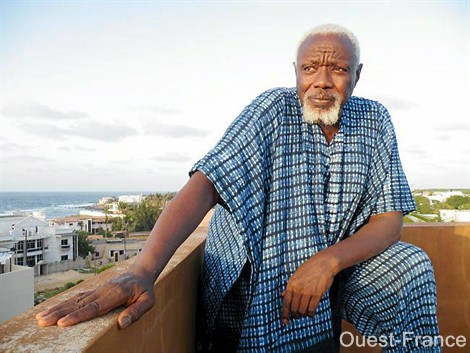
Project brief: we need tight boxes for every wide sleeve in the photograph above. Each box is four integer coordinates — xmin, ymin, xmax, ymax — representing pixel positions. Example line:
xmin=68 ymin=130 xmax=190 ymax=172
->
xmin=189 ymin=89 xmax=284 ymax=244
xmin=371 ymin=106 xmax=416 ymax=216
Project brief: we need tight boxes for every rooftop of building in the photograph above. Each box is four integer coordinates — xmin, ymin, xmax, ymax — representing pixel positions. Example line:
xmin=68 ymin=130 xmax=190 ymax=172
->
xmin=0 ymin=219 xmax=468 ymax=352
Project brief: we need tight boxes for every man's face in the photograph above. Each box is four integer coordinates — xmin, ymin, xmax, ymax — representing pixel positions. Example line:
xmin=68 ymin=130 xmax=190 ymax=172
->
xmin=295 ymin=33 xmax=362 ymax=125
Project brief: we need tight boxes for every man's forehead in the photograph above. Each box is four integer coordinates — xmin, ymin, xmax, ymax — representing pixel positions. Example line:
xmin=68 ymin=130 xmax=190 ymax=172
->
xmin=298 ymin=34 xmax=355 ymax=59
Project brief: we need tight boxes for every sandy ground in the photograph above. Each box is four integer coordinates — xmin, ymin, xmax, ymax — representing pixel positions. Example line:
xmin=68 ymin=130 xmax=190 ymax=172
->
xmin=34 ymin=270 xmax=95 ymax=292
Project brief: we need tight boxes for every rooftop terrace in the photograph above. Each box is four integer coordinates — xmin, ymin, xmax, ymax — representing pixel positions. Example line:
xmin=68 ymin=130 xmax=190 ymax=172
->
xmin=0 ymin=221 xmax=468 ymax=352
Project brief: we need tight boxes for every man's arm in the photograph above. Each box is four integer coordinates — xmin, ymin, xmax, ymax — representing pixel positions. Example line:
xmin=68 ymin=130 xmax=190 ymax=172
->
xmin=132 ymin=171 xmax=221 ymax=281
xmin=36 ymin=171 xmax=220 ymax=329
xmin=281 ymin=211 xmax=403 ymax=325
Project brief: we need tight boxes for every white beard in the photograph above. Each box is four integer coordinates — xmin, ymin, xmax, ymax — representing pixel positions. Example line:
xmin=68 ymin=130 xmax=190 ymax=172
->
xmin=302 ymin=96 xmax=342 ymax=126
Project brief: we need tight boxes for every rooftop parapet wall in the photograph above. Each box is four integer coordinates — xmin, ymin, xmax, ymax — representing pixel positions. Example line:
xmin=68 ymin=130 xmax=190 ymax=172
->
xmin=401 ymin=223 xmax=470 ymax=343
xmin=0 ymin=265 xmax=34 ymax=324
xmin=0 ymin=222 xmax=468 ymax=352
xmin=0 ymin=229 xmax=206 ymax=353
xmin=341 ymin=222 xmax=470 ymax=352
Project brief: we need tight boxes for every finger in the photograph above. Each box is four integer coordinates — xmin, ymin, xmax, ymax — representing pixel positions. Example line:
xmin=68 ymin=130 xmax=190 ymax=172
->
xmin=298 ymin=294 xmax=311 ymax=316
xmin=36 ymin=291 xmax=93 ymax=319
xmin=118 ymin=291 xmax=155 ymax=329
xmin=36 ymin=291 xmax=94 ymax=326
xmin=307 ymin=295 xmax=320 ymax=317
xmin=37 ymin=305 xmax=82 ymax=327
xmin=281 ymin=290 xmax=293 ymax=325
xmin=57 ymin=291 xmax=127 ymax=327
xmin=290 ymin=291 xmax=302 ymax=319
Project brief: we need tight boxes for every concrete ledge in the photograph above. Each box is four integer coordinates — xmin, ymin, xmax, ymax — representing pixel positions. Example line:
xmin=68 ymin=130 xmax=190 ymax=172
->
xmin=0 ymin=228 xmax=207 ymax=353
xmin=1 ymin=220 xmax=469 ymax=352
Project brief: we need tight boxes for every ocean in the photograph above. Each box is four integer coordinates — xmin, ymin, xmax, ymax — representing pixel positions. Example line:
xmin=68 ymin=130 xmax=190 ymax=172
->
xmin=0 ymin=192 xmax=156 ymax=220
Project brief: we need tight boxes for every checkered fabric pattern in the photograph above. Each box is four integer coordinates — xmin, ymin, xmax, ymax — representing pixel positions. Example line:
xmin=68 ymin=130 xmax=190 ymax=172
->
xmin=342 ymin=241 xmax=440 ymax=352
xmin=190 ymin=88 xmax=438 ymax=352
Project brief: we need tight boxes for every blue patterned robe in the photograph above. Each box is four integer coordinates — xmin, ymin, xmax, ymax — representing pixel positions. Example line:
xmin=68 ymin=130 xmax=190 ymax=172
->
xmin=190 ymin=88 xmax=437 ymax=352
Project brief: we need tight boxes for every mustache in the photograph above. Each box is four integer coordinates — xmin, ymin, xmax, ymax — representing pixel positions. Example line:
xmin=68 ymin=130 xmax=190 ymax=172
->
xmin=305 ymin=90 xmax=339 ymax=101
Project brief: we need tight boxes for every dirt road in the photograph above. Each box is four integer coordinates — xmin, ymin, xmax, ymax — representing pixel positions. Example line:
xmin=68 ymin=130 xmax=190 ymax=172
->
xmin=34 ymin=270 xmax=95 ymax=292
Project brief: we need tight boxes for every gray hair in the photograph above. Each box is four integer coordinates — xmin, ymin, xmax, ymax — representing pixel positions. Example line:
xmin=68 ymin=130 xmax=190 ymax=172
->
xmin=296 ymin=24 xmax=361 ymax=66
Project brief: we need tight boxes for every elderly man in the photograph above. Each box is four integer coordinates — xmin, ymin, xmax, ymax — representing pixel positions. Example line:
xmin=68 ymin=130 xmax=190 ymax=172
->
xmin=36 ymin=24 xmax=440 ymax=352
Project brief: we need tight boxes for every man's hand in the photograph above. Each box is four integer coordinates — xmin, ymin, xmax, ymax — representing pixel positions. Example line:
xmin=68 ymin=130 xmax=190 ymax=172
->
xmin=281 ymin=254 xmax=337 ymax=325
xmin=281 ymin=211 xmax=403 ymax=326
xmin=35 ymin=270 xmax=155 ymax=329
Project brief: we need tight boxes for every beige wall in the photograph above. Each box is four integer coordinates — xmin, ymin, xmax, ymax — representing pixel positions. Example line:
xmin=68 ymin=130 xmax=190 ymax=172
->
xmin=0 ymin=265 xmax=34 ymax=324
xmin=341 ymin=223 xmax=470 ymax=353
xmin=0 ymin=222 xmax=468 ymax=352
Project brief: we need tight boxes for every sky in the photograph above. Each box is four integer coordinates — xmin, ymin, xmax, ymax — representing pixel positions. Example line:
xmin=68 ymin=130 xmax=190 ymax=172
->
xmin=0 ymin=0 xmax=469 ymax=192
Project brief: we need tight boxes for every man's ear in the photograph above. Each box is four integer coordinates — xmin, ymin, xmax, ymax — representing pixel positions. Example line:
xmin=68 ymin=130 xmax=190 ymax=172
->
xmin=354 ymin=63 xmax=363 ymax=86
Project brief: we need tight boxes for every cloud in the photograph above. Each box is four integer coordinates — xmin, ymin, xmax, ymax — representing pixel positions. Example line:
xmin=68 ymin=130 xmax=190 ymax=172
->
xmin=152 ymin=152 xmax=192 ymax=162
xmin=128 ymin=105 xmax=182 ymax=115
xmin=434 ymin=134 xmax=451 ymax=141
xmin=109 ymin=159 xmax=135 ymax=164
xmin=0 ymin=143 xmax=33 ymax=152
xmin=2 ymin=102 xmax=89 ymax=120
xmin=145 ymin=122 xmax=208 ymax=138
xmin=404 ymin=146 xmax=427 ymax=155
xmin=75 ymin=145 xmax=97 ymax=152
xmin=71 ymin=122 xmax=138 ymax=141
xmin=376 ymin=96 xmax=417 ymax=111
xmin=22 ymin=122 xmax=138 ymax=142
xmin=57 ymin=145 xmax=96 ymax=152
xmin=22 ymin=123 xmax=70 ymax=139
xmin=3 ymin=154 xmax=54 ymax=164
xmin=438 ymin=122 xmax=468 ymax=132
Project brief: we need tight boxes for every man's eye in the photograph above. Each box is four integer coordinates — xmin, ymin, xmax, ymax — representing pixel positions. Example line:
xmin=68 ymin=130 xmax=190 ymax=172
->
xmin=333 ymin=66 xmax=346 ymax=72
xmin=304 ymin=66 xmax=316 ymax=72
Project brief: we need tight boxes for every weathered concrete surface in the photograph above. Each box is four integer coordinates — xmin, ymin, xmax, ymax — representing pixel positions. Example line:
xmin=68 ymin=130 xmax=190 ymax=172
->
xmin=0 ymin=228 xmax=207 ymax=353
xmin=34 ymin=270 xmax=95 ymax=292
xmin=1 ymin=217 xmax=468 ymax=353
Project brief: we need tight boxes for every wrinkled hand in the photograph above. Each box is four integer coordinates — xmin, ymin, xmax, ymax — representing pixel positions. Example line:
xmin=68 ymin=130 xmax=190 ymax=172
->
xmin=35 ymin=270 xmax=155 ymax=329
xmin=281 ymin=254 xmax=337 ymax=325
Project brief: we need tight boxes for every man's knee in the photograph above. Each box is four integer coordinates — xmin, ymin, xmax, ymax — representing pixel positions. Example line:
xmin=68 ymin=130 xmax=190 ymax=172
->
xmin=345 ymin=241 xmax=436 ymax=299
xmin=384 ymin=242 xmax=435 ymax=281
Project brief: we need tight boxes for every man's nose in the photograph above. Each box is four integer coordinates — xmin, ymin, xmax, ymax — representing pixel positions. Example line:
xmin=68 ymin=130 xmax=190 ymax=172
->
xmin=313 ymin=67 xmax=333 ymax=89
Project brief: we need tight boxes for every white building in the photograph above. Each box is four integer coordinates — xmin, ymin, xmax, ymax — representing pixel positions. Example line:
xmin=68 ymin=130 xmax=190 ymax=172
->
xmin=118 ymin=194 xmax=144 ymax=204
xmin=92 ymin=239 xmax=145 ymax=262
xmin=0 ymin=247 xmax=34 ymax=323
xmin=439 ymin=210 xmax=470 ymax=222
xmin=79 ymin=210 xmax=107 ymax=217
xmin=50 ymin=215 xmax=114 ymax=235
xmin=0 ymin=214 xmax=77 ymax=276
xmin=98 ymin=196 xmax=115 ymax=205
xmin=426 ymin=191 xmax=465 ymax=203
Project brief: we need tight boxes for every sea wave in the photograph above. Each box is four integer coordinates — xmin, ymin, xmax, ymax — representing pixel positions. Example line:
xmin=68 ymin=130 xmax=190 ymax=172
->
xmin=57 ymin=203 xmax=96 ymax=208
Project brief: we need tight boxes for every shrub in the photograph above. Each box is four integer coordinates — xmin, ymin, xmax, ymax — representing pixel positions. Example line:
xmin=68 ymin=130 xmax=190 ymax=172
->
xmin=96 ymin=263 xmax=115 ymax=274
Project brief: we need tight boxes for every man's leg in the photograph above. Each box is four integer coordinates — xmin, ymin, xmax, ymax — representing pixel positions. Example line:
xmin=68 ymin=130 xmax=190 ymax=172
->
xmin=341 ymin=241 xmax=441 ymax=352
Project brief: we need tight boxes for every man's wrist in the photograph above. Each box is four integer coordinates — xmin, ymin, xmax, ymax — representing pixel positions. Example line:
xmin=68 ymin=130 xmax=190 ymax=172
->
xmin=128 ymin=259 xmax=161 ymax=284
xmin=312 ymin=250 xmax=342 ymax=277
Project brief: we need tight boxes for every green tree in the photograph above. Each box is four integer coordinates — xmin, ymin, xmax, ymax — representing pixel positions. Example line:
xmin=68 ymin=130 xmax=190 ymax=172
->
xmin=413 ymin=195 xmax=434 ymax=214
xmin=459 ymin=202 xmax=470 ymax=210
xmin=446 ymin=195 xmax=470 ymax=209
xmin=116 ymin=193 xmax=176 ymax=232
xmin=112 ymin=217 xmax=124 ymax=231
xmin=77 ymin=231 xmax=95 ymax=257
xmin=103 ymin=206 xmax=112 ymax=237
xmin=434 ymin=201 xmax=453 ymax=210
